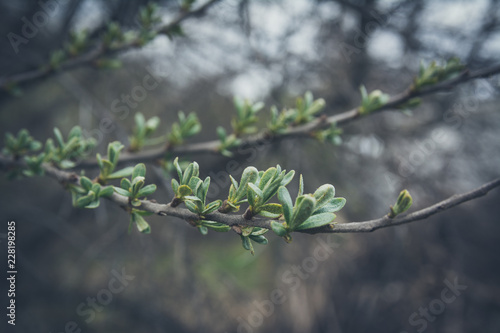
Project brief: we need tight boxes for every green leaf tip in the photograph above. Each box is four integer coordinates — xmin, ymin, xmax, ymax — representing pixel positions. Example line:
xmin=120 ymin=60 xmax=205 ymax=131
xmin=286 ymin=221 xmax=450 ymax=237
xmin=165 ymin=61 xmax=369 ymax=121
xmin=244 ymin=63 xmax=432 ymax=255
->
xmin=389 ymin=189 xmax=413 ymax=218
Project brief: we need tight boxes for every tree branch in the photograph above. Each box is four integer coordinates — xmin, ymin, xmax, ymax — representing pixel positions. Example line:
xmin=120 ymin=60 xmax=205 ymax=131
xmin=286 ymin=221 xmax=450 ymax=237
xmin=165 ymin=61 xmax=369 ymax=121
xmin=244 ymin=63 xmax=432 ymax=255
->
xmin=2 ymin=154 xmax=498 ymax=236
xmin=0 ymin=0 xmax=221 ymax=89
xmin=77 ymin=63 xmax=500 ymax=168
xmin=308 ymin=177 xmax=500 ymax=234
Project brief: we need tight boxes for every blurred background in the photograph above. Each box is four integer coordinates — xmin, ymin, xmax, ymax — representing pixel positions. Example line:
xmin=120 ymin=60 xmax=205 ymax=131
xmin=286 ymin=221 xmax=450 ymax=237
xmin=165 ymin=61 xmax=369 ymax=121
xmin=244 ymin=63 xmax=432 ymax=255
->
xmin=1 ymin=0 xmax=500 ymax=332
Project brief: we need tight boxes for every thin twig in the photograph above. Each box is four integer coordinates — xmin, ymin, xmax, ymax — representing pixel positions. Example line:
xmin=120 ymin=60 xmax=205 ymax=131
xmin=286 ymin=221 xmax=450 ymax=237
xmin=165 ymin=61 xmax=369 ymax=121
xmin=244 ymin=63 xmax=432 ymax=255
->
xmin=2 ymin=154 xmax=498 ymax=235
xmin=77 ymin=64 xmax=500 ymax=167
xmin=0 ymin=0 xmax=221 ymax=89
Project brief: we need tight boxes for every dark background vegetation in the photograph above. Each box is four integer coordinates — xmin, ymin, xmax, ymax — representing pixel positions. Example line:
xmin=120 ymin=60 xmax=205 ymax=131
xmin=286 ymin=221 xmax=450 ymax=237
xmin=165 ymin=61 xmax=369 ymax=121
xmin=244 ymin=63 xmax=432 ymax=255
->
xmin=1 ymin=0 xmax=500 ymax=332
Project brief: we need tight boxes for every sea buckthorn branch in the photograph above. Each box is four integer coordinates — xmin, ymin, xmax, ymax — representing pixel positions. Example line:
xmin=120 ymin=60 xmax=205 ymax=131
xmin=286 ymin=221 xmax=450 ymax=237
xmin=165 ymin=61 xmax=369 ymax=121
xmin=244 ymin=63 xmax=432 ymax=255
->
xmin=75 ymin=60 xmax=500 ymax=169
xmin=1 ymin=141 xmax=499 ymax=254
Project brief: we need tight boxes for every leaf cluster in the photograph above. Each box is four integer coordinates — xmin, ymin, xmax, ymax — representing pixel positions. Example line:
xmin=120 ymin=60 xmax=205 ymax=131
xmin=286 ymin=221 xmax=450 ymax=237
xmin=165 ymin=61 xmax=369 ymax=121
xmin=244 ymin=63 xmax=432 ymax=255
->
xmin=359 ymin=85 xmax=390 ymax=115
xmin=129 ymin=113 xmax=161 ymax=152
xmin=232 ymin=97 xmax=264 ymax=136
xmin=245 ymin=165 xmax=295 ymax=218
xmin=113 ymin=163 xmax=157 ymax=207
xmin=216 ymin=127 xmax=241 ymax=157
xmin=45 ymin=127 xmax=96 ymax=169
xmin=413 ymin=57 xmax=465 ymax=91
xmin=3 ymin=129 xmax=42 ymax=158
xmin=171 ymin=157 xmax=201 ymax=204
xmin=268 ymin=91 xmax=326 ymax=133
xmin=271 ymin=176 xmax=346 ymax=241
xmin=71 ymin=176 xmax=114 ymax=209
xmin=97 ymin=141 xmax=134 ymax=183
xmin=168 ymin=111 xmax=201 ymax=145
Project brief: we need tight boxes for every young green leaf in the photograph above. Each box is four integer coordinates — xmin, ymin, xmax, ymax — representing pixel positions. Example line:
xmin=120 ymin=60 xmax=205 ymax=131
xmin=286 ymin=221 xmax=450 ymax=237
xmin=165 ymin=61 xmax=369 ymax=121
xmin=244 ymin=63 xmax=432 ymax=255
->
xmin=178 ymin=185 xmax=192 ymax=197
xmin=241 ymin=235 xmax=254 ymax=254
xmin=121 ymin=178 xmax=132 ymax=190
xmin=132 ymin=212 xmax=151 ymax=233
xmin=108 ymin=166 xmax=134 ymax=179
xmin=248 ymin=183 xmax=264 ymax=200
xmin=137 ymin=184 xmax=156 ymax=198
xmin=185 ymin=200 xmax=200 ymax=214
xmin=99 ymin=186 xmax=114 ymax=197
xmin=80 ymin=176 xmax=93 ymax=191
xmin=249 ymin=234 xmax=268 ymax=245
xmin=171 ymin=178 xmax=180 ymax=193
xmin=313 ymin=184 xmax=335 ymax=211
xmin=271 ymin=221 xmax=288 ymax=237
xmin=173 ymin=157 xmax=183 ymax=180
xmin=295 ymin=212 xmax=336 ymax=230
xmin=298 ymin=174 xmax=304 ymax=197
xmin=201 ymin=221 xmax=231 ymax=232
xmin=314 ymin=197 xmax=346 ymax=214
xmin=198 ymin=226 xmax=208 ymax=235
xmin=258 ymin=203 xmax=282 ymax=218
xmin=289 ymin=195 xmax=316 ymax=230
xmin=234 ymin=166 xmax=258 ymax=201
xmin=76 ymin=193 xmax=95 ymax=208
xmin=132 ymin=163 xmax=146 ymax=179
xmin=203 ymin=200 xmax=222 ymax=215
xmin=278 ymin=186 xmax=293 ymax=224
xmin=114 ymin=187 xmax=131 ymax=197
xmin=86 ymin=199 xmax=101 ymax=209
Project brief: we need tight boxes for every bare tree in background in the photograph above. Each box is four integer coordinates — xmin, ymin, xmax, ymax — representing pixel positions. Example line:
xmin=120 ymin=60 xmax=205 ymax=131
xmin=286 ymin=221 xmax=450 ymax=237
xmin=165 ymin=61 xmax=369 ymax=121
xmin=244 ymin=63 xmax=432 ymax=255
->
xmin=1 ymin=1 xmax=500 ymax=332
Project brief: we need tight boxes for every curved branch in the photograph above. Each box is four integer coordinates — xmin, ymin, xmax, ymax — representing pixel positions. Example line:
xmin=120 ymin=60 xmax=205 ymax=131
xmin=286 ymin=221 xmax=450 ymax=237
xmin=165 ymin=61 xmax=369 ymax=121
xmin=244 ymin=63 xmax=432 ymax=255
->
xmin=0 ymin=0 xmax=221 ymax=89
xmin=2 ymin=154 xmax=498 ymax=236
xmin=309 ymin=177 xmax=500 ymax=234
xmin=77 ymin=63 xmax=500 ymax=168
